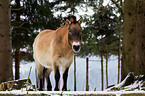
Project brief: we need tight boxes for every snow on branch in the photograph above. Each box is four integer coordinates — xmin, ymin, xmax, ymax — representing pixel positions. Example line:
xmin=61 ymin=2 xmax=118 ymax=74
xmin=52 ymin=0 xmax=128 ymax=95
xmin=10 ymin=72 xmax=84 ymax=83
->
xmin=106 ymin=72 xmax=145 ymax=91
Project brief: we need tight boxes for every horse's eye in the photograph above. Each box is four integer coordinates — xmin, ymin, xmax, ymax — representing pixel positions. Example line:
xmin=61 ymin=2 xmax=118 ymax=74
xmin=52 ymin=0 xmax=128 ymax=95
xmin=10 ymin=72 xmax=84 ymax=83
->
xmin=80 ymin=35 xmax=82 ymax=40
xmin=69 ymin=29 xmax=71 ymax=33
xmin=80 ymin=31 xmax=82 ymax=40
xmin=68 ymin=32 xmax=72 ymax=40
xmin=69 ymin=30 xmax=71 ymax=33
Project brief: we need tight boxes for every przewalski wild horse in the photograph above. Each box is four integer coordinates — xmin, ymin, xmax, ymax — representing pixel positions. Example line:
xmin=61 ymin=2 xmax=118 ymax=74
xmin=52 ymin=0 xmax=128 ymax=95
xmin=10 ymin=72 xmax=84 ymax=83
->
xmin=33 ymin=15 xmax=83 ymax=91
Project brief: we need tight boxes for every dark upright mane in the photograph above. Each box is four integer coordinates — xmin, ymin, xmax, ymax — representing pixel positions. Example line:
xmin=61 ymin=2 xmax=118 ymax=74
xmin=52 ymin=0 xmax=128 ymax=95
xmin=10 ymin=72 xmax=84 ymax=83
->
xmin=64 ymin=15 xmax=77 ymax=24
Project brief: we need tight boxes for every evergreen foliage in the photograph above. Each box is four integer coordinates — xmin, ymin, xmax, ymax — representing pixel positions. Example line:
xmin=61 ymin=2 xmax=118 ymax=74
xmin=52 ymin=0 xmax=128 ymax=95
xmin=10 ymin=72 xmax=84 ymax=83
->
xmin=11 ymin=0 xmax=63 ymax=61
xmin=79 ymin=5 xmax=122 ymax=57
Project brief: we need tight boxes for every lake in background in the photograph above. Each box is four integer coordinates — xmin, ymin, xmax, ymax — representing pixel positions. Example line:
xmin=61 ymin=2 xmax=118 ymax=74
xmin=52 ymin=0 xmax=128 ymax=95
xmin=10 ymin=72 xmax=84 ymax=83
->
xmin=13 ymin=55 xmax=118 ymax=91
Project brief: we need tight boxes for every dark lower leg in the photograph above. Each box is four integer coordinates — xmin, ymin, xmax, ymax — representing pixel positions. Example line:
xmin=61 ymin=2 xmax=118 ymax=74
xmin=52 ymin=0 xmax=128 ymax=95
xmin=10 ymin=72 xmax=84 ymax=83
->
xmin=37 ymin=68 xmax=45 ymax=91
xmin=35 ymin=68 xmax=38 ymax=88
xmin=54 ymin=67 xmax=60 ymax=91
xmin=37 ymin=77 xmax=44 ymax=91
xmin=47 ymin=75 xmax=52 ymax=91
xmin=62 ymin=68 xmax=69 ymax=91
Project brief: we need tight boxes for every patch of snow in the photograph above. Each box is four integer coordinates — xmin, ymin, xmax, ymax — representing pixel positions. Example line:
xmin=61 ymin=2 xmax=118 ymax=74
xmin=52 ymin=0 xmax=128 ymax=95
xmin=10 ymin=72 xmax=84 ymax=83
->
xmin=13 ymin=56 xmax=118 ymax=91
xmin=1 ymin=90 xmax=145 ymax=95
xmin=123 ymin=80 xmax=143 ymax=91
xmin=106 ymin=72 xmax=133 ymax=91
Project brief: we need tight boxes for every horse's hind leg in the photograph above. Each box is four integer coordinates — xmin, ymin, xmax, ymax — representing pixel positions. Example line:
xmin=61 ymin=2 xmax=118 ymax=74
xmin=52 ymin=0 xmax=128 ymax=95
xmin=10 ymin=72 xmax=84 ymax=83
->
xmin=35 ymin=62 xmax=45 ymax=91
xmin=45 ymin=68 xmax=52 ymax=91
xmin=62 ymin=68 xmax=69 ymax=91
xmin=54 ymin=66 xmax=60 ymax=91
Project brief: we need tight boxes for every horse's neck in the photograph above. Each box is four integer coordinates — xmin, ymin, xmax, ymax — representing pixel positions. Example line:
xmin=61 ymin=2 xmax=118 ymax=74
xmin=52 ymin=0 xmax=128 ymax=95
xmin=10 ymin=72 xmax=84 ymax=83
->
xmin=56 ymin=25 xmax=68 ymax=35
xmin=55 ymin=25 xmax=73 ymax=55
xmin=56 ymin=25 xmax=70 ymax=46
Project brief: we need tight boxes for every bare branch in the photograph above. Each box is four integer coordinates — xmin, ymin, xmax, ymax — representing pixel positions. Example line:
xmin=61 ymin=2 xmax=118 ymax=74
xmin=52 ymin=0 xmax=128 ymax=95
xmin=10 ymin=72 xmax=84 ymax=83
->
xmin=11 ymin=7 xmax=23 ymax=11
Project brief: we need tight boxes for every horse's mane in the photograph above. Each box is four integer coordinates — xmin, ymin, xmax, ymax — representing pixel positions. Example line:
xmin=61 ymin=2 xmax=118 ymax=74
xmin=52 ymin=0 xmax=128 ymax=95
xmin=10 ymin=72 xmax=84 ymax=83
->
xmin=64 ymin=15 xmax=77 ymax=24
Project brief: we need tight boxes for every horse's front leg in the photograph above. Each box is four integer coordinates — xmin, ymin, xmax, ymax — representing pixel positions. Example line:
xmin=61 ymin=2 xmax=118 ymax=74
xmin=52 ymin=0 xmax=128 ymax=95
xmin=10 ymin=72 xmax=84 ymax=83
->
xmin=54 ymin=66 xmax=60 ymax=91
xmin=62 ymin=68 xmax=69 ymax=91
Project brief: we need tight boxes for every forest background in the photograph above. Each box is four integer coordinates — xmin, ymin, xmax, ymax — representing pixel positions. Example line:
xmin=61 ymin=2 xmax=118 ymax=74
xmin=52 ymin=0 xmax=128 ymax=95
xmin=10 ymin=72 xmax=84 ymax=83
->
xmin=0 ymin=0 xmax=145 ymax=91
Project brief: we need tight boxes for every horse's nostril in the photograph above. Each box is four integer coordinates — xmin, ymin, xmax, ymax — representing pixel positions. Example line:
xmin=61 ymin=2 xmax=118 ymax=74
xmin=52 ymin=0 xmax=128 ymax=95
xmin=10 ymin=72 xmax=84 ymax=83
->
xmin=73 ymin=45 xmax=80 ymax=51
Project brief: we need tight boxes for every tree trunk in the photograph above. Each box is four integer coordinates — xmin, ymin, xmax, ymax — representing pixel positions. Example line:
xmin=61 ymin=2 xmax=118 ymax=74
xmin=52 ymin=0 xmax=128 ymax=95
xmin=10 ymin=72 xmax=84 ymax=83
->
xmin=106 ymin=50 xmax=108 ymax=87
xmin=118 ymin=43 xmax=121 ymax=83
xmin=86 ymin=57 xmax=89 ymax=91
xmin=15 ymin=0 xmax=21 ymax=80
xmin=122 ymin=0 xmax=145 ymax=80
xmin=0 ymin=0 xmax=12 ymax=83
xmin=135 ymin=0 xmax=145 ymax=77
xmin=74 ymin=56 xmax=76 ymax=91
xmin=101 ymin=52 xmax=104 ymax=91
xmin=15 ymin=49 xmax=20 ymax=80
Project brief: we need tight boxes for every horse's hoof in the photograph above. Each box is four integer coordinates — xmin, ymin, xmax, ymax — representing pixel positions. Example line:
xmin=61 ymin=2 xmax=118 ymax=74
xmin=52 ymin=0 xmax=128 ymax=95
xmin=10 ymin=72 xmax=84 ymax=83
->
xmin=54 ymin=87 xmax=59 ymax=91
xmin=62 ymin=88 xmax=67 ymax=91
xmin=37 ymin=88 xmax=43 ymax=91
xmin=47 ymin=88 xmax=52 ymax=91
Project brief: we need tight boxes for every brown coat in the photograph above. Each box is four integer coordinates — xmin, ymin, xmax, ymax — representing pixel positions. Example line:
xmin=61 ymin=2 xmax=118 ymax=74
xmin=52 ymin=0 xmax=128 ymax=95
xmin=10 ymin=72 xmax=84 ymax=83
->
xmin=33 ymin=15 xmax=83 ymax=91
xmin=33 ymin=24 xmax=74 ymax=75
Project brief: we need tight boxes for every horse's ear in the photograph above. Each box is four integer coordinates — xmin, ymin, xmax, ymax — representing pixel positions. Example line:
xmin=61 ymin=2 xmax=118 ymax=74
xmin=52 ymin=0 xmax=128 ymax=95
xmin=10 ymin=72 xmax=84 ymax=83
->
xmin=78 ymin=17 xmax=83 ymax=24
xmin=64 ymin=19 xmax=71 ymax=25
xmin=63 ymin=17 xmax=67 ymax=21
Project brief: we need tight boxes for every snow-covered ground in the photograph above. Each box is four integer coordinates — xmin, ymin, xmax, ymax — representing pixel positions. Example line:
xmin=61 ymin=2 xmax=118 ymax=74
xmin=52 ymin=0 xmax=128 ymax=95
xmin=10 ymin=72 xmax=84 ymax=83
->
xmin=1 ymin=90 xmax=145 ymax=96
xmin=0 ymin=56 xmax=144 ymax=95
xmin=15 ymin=55 xmax=118 ymax=91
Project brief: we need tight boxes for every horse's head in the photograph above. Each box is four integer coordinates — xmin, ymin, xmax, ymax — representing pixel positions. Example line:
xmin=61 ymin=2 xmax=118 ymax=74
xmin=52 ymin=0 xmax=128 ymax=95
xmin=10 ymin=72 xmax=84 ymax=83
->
xmin=64 ymin=15 xmax=83 ymax=54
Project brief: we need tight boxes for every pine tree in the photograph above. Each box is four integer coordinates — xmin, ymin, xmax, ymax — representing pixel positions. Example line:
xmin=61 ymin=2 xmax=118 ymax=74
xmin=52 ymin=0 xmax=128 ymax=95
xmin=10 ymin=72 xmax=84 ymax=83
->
xmin=122 ymin=0 xmax=145 ymax=80
xmin=79 ymin=5 xmax=121 ymax=57
xmin=11 ymin=0 xmax=63 ymax=79
xmin=0 ymin=0 xmax=12 ymax=82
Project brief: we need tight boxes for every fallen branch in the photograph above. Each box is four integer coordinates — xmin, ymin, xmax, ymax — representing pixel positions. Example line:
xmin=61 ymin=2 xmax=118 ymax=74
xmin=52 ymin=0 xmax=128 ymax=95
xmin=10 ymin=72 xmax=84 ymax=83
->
xmin=26 ymin=66 xmax=32 ymax=91
xmin=0 ymin=79 xmax=31 ymax=91
xmin=106 ymin=72 xmax=145 ymax=91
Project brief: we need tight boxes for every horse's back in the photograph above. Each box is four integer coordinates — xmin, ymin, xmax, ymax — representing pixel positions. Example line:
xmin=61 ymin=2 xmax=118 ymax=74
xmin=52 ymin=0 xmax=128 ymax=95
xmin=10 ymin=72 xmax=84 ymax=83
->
xmin=33 ymin=29 xmax=55 ymax=68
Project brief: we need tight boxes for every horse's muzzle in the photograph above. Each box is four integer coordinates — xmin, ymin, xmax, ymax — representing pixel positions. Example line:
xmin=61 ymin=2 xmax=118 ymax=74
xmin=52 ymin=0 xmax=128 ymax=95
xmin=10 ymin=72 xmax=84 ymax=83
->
xmin=72 ymin=41 xmax=81 ymax=54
